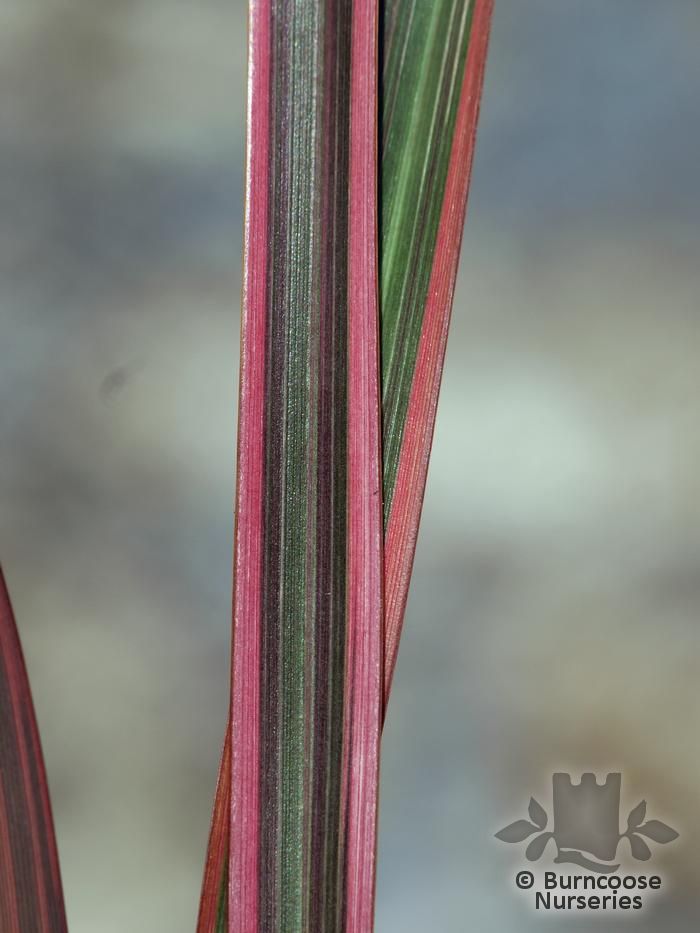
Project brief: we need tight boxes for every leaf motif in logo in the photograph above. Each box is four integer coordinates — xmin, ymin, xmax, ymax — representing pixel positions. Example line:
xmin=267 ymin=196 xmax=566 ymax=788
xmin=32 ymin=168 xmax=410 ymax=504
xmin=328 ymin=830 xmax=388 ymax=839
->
xmin=627 ymin=800 xmax=646 ymax=830
xmin=628 ymin=833 xmax=652 ymax=861
xmin=495 ymin=820 xmax=538 ymax=843
xmin=637 ymin=820 xmax=679 ymax=844
xmin=526 ymin=832 xmax=552 ymax=861
xmin=528 ymin=797 xmax=547 ymax=830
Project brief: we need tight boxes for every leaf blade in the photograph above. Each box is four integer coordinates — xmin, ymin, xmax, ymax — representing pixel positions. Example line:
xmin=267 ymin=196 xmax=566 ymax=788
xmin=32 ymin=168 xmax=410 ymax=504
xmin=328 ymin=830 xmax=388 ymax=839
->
xmin=225 ymin=0 xmax=271 ymax=924
xmin=380 ymin=0 xmax=481 ymax=507
xmin=0 ymin=570 xmax=67 ymax=933
xmin=196 ymin=726 xmax=230 ymax=933
xmin=225 ymin=1 xmax=382 ymax=930
xmin=383 ymin=0 xmax=494 ymax=697
xmin=198 ymin=1 xmax=495 ymax=928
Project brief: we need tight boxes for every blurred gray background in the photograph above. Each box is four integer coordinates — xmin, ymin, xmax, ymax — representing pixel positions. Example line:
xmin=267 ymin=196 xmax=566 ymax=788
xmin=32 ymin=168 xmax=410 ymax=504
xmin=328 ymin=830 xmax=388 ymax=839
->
xmin=1 ymin=1 xmax=699 ymax=930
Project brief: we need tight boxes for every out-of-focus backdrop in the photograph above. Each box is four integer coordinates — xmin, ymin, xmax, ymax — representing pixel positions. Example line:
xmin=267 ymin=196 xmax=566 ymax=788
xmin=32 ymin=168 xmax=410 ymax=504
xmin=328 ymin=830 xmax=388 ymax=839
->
xmin=1 ymin=1 xmax=699 ymax=930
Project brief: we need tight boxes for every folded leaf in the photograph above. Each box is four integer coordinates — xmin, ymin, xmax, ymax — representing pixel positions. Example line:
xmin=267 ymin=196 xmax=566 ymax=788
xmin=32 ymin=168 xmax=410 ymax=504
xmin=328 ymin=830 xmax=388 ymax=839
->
xmin=0 ymin=570 xmax=67 ymax=933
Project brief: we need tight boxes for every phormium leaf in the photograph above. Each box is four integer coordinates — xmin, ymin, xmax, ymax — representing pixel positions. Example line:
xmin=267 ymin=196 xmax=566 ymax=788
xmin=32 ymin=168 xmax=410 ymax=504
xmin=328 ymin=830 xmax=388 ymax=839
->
xmin=0 ymin=570 xmax=67 ymax=933
xmin=225 ymin=0 xmax=382 ymax=931
xmin=381 ymin=0 xmax=483 ymax=507
xmin=198 ymin=1 xmax=494 ymax=929
xmin=383 ymin=0 xmax=494 ymax=698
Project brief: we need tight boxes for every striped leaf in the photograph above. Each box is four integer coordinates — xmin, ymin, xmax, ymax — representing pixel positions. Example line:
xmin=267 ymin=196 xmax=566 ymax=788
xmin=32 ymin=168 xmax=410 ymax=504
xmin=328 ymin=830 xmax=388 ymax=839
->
xmin=382 ymin=0 xmax=494 ymax=696
xmin=198 ymin=1 xmax=493 ymax=930
xmin=0 ymin=570 xmax=67 ymax=933
xmin=220 ymin=0 xmax=382 ymax=931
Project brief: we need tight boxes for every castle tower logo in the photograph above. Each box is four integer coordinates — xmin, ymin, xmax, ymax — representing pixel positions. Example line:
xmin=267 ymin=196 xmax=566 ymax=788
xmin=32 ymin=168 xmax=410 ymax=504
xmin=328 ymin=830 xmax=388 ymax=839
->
xmin=496 ymin=773 xmax=678 ymax=873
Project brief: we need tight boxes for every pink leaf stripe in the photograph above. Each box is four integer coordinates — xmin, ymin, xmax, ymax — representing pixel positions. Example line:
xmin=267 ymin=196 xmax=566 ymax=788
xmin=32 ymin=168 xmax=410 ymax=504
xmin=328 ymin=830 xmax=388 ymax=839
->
xmin=0 ymin=570 xmax=67 ymax=933
xmin=343 ymin=0 xmax=383 ymax=929
xmin=226 ymin=0 xmax=269 ymax=926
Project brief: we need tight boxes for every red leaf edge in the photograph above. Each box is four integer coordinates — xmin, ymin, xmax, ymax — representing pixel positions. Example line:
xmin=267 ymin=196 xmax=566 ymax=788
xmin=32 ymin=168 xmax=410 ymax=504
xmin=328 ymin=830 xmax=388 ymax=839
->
xmin=226 ymin=0 xmax=271 ymax=926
